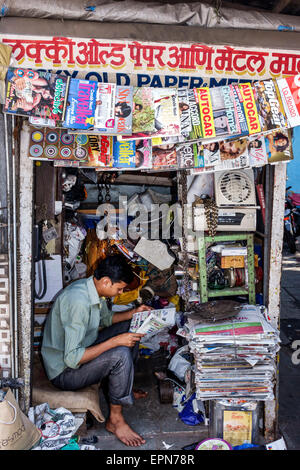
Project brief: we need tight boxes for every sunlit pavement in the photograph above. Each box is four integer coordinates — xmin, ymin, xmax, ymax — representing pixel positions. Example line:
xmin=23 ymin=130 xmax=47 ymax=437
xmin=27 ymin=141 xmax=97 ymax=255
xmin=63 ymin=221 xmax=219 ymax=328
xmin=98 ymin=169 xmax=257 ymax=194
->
xmin=279 ymin=238 xmax=300 ymax=449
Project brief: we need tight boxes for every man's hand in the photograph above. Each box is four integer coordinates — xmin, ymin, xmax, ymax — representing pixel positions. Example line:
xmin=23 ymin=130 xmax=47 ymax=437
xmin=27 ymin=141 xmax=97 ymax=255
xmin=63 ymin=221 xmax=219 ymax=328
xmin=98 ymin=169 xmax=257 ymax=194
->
xmin=111 ymin=304 xmax=153 ymax=324
xmin=133 ymin=304 xmax=153 ymax=314
xmin=112 ymin=332 xmax=145 ymax=348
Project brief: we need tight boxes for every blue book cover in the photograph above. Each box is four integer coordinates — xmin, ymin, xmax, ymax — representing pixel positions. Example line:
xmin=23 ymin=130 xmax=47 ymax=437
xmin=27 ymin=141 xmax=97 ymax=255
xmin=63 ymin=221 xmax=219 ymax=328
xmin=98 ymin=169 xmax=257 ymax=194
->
xmin=63 ymin=78 xmax=97 ymax=129
xmin=113 ymin=137 xmax=152 ymax=169
xmin=113 ymin=137 xmax=136 ymax=168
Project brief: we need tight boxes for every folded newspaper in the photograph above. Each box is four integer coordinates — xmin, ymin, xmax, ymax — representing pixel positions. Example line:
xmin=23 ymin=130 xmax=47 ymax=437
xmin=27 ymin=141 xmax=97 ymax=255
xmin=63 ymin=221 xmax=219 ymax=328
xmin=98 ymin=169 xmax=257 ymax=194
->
xmin=130 ymin=307 xmax=176 ymax=337
xmin=180 ymin=304 xmax=280 ymax=401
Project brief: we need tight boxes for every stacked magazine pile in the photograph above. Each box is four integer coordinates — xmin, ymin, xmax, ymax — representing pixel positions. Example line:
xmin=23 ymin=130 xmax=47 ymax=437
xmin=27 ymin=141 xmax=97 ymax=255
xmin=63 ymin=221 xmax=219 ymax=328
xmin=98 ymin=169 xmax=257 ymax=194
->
xmin=184 ymin=305 xmax=280 ymax=401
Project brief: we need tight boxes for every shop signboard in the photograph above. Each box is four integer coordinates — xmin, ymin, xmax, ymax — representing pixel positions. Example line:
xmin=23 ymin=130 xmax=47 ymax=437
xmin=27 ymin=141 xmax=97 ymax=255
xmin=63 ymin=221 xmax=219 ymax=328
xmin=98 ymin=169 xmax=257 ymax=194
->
xmin=1 ymin=35 xmax=300 ymax=87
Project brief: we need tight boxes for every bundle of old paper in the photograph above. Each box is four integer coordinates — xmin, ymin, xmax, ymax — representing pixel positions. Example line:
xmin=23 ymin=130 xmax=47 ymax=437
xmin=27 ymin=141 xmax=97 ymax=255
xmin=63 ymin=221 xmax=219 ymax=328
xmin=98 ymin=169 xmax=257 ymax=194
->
xmin=183 ymin=305 xmax=280 ymax=401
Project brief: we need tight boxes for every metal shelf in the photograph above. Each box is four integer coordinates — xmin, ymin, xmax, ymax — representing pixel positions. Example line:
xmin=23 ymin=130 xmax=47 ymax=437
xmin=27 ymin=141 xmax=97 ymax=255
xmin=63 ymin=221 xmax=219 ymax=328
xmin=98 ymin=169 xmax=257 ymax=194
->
xmin=197 ymin=232 xmax=256 ymax=305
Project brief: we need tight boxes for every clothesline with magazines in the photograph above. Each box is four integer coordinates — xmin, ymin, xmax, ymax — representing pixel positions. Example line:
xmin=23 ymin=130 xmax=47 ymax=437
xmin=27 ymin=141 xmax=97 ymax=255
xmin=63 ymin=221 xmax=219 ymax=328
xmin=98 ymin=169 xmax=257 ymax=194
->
xmin=3 ymin=66 xmax=300 ymax=173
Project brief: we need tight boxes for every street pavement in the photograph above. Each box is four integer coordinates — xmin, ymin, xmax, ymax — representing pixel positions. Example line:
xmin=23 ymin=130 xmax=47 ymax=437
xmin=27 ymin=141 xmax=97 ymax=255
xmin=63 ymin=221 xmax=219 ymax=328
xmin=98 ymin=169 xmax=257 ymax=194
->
xmin=279 ymin=242 xmax=300 ymax=450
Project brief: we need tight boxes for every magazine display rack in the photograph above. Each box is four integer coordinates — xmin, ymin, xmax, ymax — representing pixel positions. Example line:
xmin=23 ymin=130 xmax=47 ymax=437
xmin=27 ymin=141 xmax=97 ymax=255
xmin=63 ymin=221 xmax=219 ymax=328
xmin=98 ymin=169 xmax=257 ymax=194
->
xmin=197 ymin=232 xmax=256 ymax=304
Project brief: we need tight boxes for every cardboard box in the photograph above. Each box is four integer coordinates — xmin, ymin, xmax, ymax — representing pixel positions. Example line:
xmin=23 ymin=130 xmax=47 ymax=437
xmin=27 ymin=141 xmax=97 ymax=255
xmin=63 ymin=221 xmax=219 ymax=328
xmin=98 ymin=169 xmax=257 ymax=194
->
xmin=221 ymin=255 xmax=245 ymax=269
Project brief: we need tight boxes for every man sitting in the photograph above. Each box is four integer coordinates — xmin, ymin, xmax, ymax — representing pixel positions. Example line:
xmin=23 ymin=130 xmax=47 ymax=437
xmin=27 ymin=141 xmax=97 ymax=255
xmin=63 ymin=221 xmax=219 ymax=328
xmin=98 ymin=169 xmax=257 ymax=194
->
xmin=41 ymin=255 xmax=151 ymax=447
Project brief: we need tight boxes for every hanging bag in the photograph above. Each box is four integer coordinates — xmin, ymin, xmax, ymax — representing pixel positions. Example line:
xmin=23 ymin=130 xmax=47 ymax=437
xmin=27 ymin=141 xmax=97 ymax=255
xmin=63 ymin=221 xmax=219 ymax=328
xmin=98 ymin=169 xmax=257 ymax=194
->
xmin=0 ymin=388 xmax=41 ymax=450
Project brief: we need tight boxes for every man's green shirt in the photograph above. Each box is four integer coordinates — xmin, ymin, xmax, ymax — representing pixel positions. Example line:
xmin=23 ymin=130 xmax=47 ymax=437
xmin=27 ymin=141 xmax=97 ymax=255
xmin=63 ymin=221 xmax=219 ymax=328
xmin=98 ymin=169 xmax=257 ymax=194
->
xmin=41 ymin=276 xmax=113 ymax=380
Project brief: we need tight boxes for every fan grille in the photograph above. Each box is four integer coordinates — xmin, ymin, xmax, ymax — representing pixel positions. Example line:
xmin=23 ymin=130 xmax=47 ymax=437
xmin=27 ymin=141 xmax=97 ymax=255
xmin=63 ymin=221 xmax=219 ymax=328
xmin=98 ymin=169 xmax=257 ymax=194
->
xmin=219 ymin=172 xmax=253 ymax=204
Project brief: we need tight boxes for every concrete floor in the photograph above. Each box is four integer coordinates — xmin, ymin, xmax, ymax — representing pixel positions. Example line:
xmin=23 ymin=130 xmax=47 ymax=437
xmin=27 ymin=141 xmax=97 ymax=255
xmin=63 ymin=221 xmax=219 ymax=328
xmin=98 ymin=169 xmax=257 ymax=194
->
xmin=84 ymin=363 xmax=209 ymax=451
xmin=80 ymin=243 xmax=300 ymax=451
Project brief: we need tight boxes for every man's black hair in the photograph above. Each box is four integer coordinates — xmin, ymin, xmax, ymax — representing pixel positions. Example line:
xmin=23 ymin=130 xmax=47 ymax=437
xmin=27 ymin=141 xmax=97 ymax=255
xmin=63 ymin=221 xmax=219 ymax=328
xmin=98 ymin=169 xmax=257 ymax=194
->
xmin=94 ymin=255 xmax=134 ymax=284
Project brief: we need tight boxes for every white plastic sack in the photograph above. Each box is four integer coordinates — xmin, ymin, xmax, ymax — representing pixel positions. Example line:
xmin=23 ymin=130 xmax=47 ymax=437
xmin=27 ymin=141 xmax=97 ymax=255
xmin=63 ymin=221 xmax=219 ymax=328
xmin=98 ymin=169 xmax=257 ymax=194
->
xmin=168 ymin=345 xmax=191 ymax=382
xmin=28 ymin=403 xmax=77 ymax=451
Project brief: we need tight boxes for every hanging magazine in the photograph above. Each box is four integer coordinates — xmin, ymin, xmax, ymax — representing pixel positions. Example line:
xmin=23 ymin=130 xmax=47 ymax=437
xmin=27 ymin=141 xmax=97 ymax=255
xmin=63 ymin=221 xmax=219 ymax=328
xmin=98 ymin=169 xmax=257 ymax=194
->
xmin=87 ymin=134 xmax=113 ymax=167
xmin=276 ymin=74 xmax=300 ymax=128
xmin=197 ymin=87 xmax=216 ymax=139
xmin=215 ymin=138 xmax=249 ymax=170
xmin=176 ymin=141 xmax=203 ymax=169
xmin=247 ymin=134 xmax=268 ymax=167
xmin=4 ymin=67 xmax=70 ymax=122
xmin=188 ymin=88 xmax=203 ymax=140
xmin=264 ymin=128 xmax=293 ymax=164
xmin=93 ymin=82 xmax=116 ymax=131
xmin=132 ymin=87 xmax=155 ymax=133
xmin=112 ymin=137 xmax=152 ymax=169
xmin=238 ymin=83 xmax=261 ymax=135
xmin=208 ymin=86 xmax=231 ymax=138
xmin=152 ymin=142 xmax=178 ymax=170
xmin=253 ymin=79 xmax=287 ymax=132
xmin=121 ymin=88 xmax=181 ymax=140
xmin=63 ymin=78 xmax=97 ymax=130
xmin=229 ymin=84 xmax=249 ymax=137
xmin=178 ymin=87 xmax=193 ymax=140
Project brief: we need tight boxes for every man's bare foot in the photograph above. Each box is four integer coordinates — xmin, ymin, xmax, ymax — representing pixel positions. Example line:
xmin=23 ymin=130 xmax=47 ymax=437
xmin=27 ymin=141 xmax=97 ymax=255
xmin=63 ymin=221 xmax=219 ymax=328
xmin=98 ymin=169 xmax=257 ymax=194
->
xmin=133 ymin=388 xmax=148 ymax=400
xmin=106 ymin=414 xmax=146 ymax=447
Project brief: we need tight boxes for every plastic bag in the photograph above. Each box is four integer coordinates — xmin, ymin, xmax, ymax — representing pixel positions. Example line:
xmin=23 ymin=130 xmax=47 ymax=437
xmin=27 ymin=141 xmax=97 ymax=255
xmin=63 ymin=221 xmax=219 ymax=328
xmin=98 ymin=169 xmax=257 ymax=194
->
xmin=178 ymin=393 xmax=204 ymax=426
xmin=168 ymin=345 xmax=192 ymax=382
xmin=28 ymin=403 xmax=77 ymax=451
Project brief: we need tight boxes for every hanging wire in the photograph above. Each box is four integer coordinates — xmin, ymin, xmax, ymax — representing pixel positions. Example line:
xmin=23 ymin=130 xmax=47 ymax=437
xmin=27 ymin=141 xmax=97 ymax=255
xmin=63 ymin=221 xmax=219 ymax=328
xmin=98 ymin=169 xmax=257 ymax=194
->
xmin=214 ymin=0 xmax=223 ymax=23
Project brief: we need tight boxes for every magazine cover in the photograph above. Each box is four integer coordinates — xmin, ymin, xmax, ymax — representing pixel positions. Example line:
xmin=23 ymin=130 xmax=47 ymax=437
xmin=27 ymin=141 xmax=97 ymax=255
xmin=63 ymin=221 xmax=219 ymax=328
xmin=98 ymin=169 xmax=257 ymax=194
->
xmin=216 ymin=138 xmax=249 ymax=170
xmin=152 ymin=142 xmax=178 ymax=170
xmin=264 ymin=128 xmax=293 ymax=164
xmin=28 ymin=127 xmax=90 ymax=162
xmin=63 ymin=78 xmax=97 ymax=130
xmin=87 ymin=134 xmax=113 ymax=167
xmin=230 ymin=84 xmax=249 ymax=137
xmin=239 ymin=83 xmax=261 ymax=135
xmin=276 ymin=75 xmax=300 ymax=128
xmin=209 ymin=86 xmax=233 ymax=138
xmin=29 ymin=116 xmax=56 ymax=128
xmin=119 ymin=88 xmax=181 ymax=140
xmin=113 ymin=137 xmax=152 ymax=169
xmin=253 ymin=79 xmax=287 ymax=132
xmin=93 ymin=82 xmax=116 ymax=131
xmin=4 ymin=67 xmax=70 ymax=122
xmin=112 ymin=85 xmax=133 ymax=135
xmin=176 ymin=141 xmax=203 ymax=169
xmin=203 ymin=140 xmax=221 ymax=166
xmin=220 ymin=85 xmax=238 ymax=136
xmin=132 ymin=87 xmax=155 ymax=133
xmin=177 ymin=87 xmax=192 ymax=139
xmin=197 ymin=87 xmax=217 ymax=139
xmin=247 ymin=134 xmax=268 ymax=167
xmin=193 ymin=145 xmax=205 ymax=168
xmin=151 ymin=87 xmax=181 ymax=138
xmin=188 ymin=88 xmax=203 ymax=140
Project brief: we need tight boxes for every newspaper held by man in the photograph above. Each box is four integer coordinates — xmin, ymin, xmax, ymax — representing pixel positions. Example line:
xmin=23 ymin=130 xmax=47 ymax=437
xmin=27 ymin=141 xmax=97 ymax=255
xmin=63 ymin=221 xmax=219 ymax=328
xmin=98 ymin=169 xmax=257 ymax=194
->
xmin=130 ymin=307 xmax=176 ymax=337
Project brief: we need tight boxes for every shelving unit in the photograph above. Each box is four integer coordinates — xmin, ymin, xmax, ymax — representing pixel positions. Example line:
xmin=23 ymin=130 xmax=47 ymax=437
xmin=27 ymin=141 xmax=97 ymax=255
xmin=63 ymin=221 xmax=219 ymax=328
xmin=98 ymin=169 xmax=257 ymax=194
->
xmin=197 ymin=232 xmax=256 ymax=305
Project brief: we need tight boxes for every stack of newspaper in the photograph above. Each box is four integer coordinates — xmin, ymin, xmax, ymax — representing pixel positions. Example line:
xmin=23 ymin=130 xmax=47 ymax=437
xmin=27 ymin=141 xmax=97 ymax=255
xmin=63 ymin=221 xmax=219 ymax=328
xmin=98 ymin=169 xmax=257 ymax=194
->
xmin=183 ymin=305 xmax=280 ymax=401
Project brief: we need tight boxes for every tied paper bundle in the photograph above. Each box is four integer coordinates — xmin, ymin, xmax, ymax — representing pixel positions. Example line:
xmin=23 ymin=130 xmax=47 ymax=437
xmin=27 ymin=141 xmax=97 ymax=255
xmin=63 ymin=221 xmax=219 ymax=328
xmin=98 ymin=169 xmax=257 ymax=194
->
xmin=183 ymin=305 xmax=280 ymax=401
